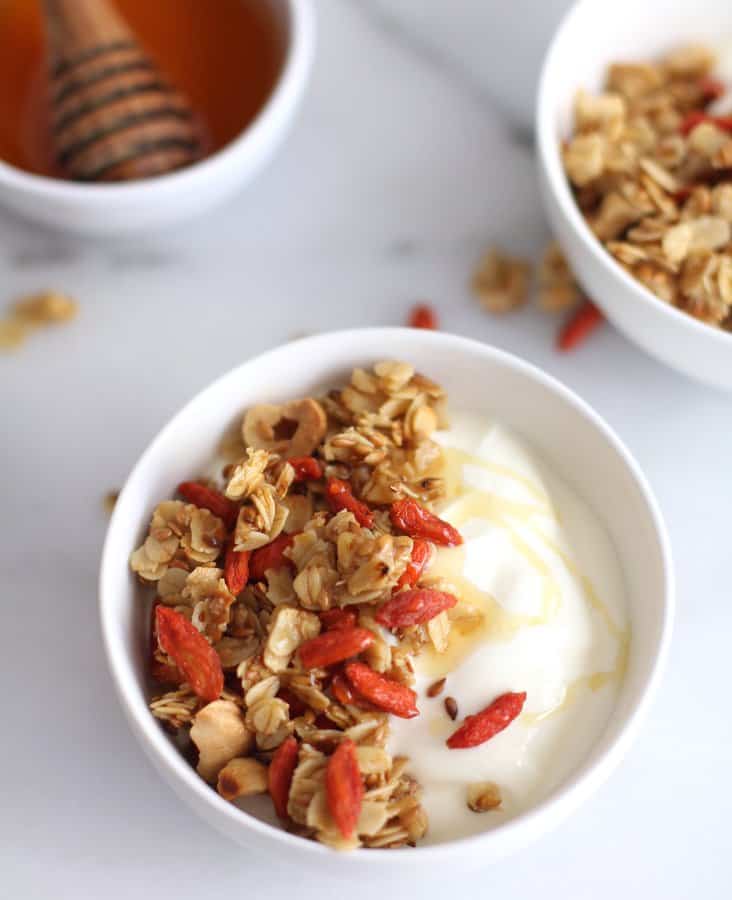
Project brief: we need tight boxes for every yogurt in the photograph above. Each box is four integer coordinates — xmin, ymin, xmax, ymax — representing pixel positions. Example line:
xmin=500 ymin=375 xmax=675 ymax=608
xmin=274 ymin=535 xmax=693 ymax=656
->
xmin=388 ymin=411 xmax=629 ymax=843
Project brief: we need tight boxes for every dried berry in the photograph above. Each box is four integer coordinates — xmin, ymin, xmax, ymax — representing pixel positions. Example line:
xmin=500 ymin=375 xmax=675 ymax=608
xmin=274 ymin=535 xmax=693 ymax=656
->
xmin=155 ymin=605 xmax=223 ymax=702
xmin=326 ymin=739 xmax=363 ymax=839
xmin=177 ymin=481 xmax=239 ymax=529
xmin=390 ymin=498 xmax=462 ymax=547
xmin=376 ymin=588 xmax=457 ymax=629
xmin=224 ymin=542 xmax=249 ymax=595
xmin=407 ymin=303 xmax=439 ymax=329
xmin=556 ymin=299 xmax=604 ymax=351
xmin=249 ymin=533 xmax=295 ymax=581
xmin=319 ymin=608 xmax=358 ymax=631
xmin=299 ymin=627 xmax=374 ymax=670
xmin=394 ymin=538 xmax=433 ymax=590
xmin=325 ymin=477 xmax=374 ymax=528
xmin=268 ymin=735 xmax=299 ymax=819
xmin=446 ymin=691 xmax=526 ymax=749
xmin=289 ymin=456 xmax=324 ymax=482
xmin=344 ymin=662 xmax=419 ymax=719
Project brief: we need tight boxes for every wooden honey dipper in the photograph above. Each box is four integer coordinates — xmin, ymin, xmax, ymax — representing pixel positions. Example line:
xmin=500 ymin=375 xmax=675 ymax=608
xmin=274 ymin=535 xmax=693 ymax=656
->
xmin=42 ymin=0 xmax=204 ymax=182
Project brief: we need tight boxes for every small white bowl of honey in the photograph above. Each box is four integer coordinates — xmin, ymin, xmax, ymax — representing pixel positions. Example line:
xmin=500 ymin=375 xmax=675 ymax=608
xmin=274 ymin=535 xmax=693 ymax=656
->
xmin=0 ymin=0 xmax=314 ymax=235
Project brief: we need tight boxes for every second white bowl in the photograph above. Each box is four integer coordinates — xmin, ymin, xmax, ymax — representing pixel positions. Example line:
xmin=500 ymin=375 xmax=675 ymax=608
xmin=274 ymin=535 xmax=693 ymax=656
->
xmin=537 ymin=0 xmax=732 ymax=390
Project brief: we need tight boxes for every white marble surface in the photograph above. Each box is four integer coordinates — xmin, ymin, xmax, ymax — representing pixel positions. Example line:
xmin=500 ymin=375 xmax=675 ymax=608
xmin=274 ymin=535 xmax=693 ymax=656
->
xmin=2 ymin=2 xmax=732 ymax=897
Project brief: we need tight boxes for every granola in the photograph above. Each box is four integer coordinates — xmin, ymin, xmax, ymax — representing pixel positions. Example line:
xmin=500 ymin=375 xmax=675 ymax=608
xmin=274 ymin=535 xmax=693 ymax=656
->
xmin=134 ymin=362 xmax=470 ymax=850
xmin=562 ymin=43 xmax=732 ymax=329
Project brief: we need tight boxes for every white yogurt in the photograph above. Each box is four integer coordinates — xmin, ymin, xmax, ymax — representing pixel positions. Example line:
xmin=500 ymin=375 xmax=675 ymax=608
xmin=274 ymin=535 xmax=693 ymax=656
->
xmin=388 ymin=412 xmax=629 ymax=844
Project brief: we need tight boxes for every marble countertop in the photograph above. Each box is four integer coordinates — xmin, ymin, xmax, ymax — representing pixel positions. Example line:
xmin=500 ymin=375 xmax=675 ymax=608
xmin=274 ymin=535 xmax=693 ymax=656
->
xmin=3 ymin=3 xmax=731 ymax=897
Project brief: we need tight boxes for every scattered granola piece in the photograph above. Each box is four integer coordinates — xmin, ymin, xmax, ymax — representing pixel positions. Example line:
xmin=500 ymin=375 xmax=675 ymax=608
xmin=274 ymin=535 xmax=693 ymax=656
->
xmin=467 ymin=781 xmax=502 ymax=812
xmin=0 ymin=290 xmax=78 ymax=352
xmin=472 ymin=247 xmax=531 ymax=313
xmin=537 ymin=242 xmax=583 ymax=313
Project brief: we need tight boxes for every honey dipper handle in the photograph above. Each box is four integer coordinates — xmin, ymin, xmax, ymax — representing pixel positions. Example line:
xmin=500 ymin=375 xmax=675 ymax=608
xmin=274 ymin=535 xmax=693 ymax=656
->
xmin=42 ymin=0 xmax=134 ymax=64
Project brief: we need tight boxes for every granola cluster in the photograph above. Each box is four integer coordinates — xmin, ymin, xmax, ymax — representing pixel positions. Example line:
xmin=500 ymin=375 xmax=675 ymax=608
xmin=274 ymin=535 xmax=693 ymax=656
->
xmin=563 ymin=43 xmax=732 ymax=328
xmin=131 ymin=361 xmax=462 ymax=850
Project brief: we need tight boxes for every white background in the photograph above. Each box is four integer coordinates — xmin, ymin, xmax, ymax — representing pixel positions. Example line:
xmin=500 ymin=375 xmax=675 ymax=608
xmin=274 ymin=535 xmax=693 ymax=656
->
xmin=2 ymin=2 xmax=731 ymax=897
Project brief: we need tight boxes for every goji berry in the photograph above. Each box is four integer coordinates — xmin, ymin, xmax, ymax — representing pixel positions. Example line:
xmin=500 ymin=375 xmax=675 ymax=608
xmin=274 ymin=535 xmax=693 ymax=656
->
xmin=395 ymin=539 xmax=434 ymax=590
xmin=407 ymin=303 xmax=439 ymax=330
xmin=325 ymin=478 xmax=374 ymax=528
xmin=299 ymin=627 xmax=374 ymax=669
xmin=319 ymin=608 xmax=358 ymax=631
xmin=446 ymin=691 xmax=526 ymax=749
xmin=155 ymin=605 xmax=223 ymax=702
xmin=331 ymin=672 xmax=375 ymax=710
xmin=376 ymin=588 xmax=457 ymax=629
xmin=557 ymin=299 xmax=604 ymax=352
xmin=177 ymin=481 xmax=239 ymax=529
xmin=344 ymin=662 xmax=419 ymax=719
xmin=249 ymin=533 xmax=295 ymax=581
xmin=289 ymin=456 xmax=324 ymax=481
xmin=326 ymin=739 xmax=363 ymax=839
xmin=390 ymin=498 xmax=462 ymax=547
xmin=224 ymin=541 xmax=249 ymax=595
xmin=268 ymin=736 xmax=299 ymax=819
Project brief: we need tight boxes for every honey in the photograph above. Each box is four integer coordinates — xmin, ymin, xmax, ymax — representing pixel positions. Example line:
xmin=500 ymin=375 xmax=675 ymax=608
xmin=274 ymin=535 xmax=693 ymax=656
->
xmin=0 ymin=0 xmax=284 ymax=176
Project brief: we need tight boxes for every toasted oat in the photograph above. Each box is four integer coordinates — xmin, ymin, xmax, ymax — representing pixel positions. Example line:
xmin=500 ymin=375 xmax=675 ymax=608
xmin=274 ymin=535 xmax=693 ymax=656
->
xmin=472 ymin=247 xmax=531 ymax=313
xmin=467 ymin=781 xmax=502 ymax=812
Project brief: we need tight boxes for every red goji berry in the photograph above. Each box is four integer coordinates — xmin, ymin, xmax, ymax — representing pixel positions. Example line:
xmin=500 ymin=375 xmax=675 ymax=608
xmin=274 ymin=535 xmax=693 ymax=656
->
xmin=155 ymin=606 xmax=223 ymax=702
xmin=376 ymin=588 xmax=457 ymax=629
xmin=331 ymin=672 xmax=376 ymax=710
xmin=299 ymin=627 xmax=374 ymax=669
xmin=288 ymin=456 xmax=324 ymax=481
xmin=326 ymin=739 xmax=363 ymax=839
xmin=446 ymin=691 xmax=526 ymax=749
xmin=325 ymin=477 xmax=374 ymax=528
xmin=319 ymin=608 xmax=358 ymax=631
xmin=177 ymin=481 xmax=239 ymax=529
xmin=224 ymin=542 xmax=249 ymax=595
xmin=390 ymin=498 xmax=462 ymax=547
xmin=249 ymin=534 xmax=295 ymax=581
xmin=395 ymin=539 xmax=434 ymax=590
xmin=344 ymin=662 xmax=419 ymax=719
xmin=557 ymin=299 xmax=604 ymax=352
xmin=407 ymin=303 xmax=439 ymax=330
xmin=268 ymin=736 xmax=299 ymax=819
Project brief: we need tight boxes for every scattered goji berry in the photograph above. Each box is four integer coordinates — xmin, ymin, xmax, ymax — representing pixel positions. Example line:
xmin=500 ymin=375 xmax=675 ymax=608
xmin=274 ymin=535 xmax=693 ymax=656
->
xmin=224 ymin=541 xmax=249 ymax=595
xmin=326 ymin=739 xmax=363 ymax=839
xmin=155 ymin=605 xmax=223 ymax=702
xmin=249 ymin=533 xmax=295 ymax=581
xmin=268 ymin=736 xmax=299 ymax=819
xmin=299 ymin=627 xmax=374 ymax=669
xmin=288 ymin=455 xmax=324 ymax=481
xmin=557 ymin=299 xmax=604 ymax=351
xmin=344 ymin=662 xmax=419 ymax=719
xmin=325 ymin=477 xmax=374 ymax=528
xmin=390 ymin=498 xmax=462 ymax=546
xmin=407 ymin=303 xmax=439 ymax=330
xmin=376 ymin=588 xmax=457 ymax=629
xmin=446 ymin=691 xmax=526 ymax=749
xmin=177 ymin=481 xmax=239 ymax=529
xmin=394 ymin=539 xmax=434 ymax=590
xmin=319 ymin=608 xmax=358 ymax=630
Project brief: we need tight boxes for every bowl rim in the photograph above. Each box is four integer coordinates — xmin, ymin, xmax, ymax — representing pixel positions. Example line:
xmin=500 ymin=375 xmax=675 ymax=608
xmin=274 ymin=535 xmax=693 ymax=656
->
xmin=536 ymin=0 xmax=732 ymax=348
xmin=0 ymin=0 xmax=314 ymax=199
xmin=100 ymin=327 xmax=674 ymax=864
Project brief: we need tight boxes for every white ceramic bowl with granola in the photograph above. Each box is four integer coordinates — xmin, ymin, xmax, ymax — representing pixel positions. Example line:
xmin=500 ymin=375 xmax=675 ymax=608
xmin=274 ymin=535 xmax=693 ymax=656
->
xmin=100 ymin=328 xmax=673 ymax=875
xmin=538 ymin=0 xmax=732 ymax=389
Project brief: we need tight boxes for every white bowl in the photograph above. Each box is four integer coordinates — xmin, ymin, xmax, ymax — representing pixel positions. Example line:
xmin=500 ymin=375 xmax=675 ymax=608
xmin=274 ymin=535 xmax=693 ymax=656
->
xmin=0 ymin=0 xmax=314 ymax=236
xmin=537 ymin=0 xmax=732 ymax=390
xmin=100 ymin=328 xmax=673 ymax=876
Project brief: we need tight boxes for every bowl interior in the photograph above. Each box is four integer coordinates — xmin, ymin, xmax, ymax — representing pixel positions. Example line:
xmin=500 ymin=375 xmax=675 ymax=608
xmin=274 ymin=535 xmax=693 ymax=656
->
xmin=101 ymin=329 xmax=671 ymax=862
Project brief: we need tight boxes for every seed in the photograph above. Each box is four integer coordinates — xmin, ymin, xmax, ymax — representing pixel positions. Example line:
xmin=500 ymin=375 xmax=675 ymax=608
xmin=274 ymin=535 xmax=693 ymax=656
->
xmin=426 ymin=677 xmax=446 ymax=698
xmin=444 ymin=696 xmax=458 ymax=720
